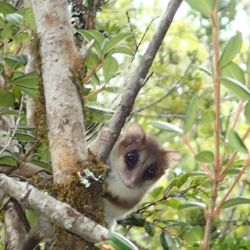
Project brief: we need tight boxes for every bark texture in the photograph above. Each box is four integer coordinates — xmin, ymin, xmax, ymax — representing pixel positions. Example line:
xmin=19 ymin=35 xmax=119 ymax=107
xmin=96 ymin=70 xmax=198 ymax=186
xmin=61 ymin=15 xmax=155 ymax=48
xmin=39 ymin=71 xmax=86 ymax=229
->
xmin=3 ymin=199 xmax=29 ymax=250
xmin=32 ymin=0 xmax=88 ymax=184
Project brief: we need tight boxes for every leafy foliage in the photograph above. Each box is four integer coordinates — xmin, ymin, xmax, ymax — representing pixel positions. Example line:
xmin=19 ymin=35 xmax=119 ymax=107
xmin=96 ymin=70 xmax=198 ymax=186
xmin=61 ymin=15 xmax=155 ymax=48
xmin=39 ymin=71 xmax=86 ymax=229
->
xmin=0 ymin=0 xmax=250 ymax=250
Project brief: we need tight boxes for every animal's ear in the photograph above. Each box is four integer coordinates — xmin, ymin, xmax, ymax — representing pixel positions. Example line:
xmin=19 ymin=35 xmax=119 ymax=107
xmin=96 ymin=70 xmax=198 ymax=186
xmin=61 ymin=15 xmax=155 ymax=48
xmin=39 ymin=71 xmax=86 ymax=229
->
xmin=163 ymin=150 xmax=181 ymax=169
xmin=120 ymin=123 xmax=146 ymax=147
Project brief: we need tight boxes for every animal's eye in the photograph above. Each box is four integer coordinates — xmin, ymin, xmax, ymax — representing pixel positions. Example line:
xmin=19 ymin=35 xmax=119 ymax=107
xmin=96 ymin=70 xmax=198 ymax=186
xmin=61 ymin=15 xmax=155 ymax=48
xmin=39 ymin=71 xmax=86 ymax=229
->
xmin=125 ymin=150 xmax=139 ymax=169
xmin=143 ymin=163 xmax=157 ymax=180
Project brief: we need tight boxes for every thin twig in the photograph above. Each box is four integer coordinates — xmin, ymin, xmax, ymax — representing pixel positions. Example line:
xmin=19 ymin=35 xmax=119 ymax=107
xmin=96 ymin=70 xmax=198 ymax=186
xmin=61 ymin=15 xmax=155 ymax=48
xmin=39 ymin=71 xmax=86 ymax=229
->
xmin=85 ymin=83 xmax=106 ymax=99
xmin=83 ymin=60 xmax=103 ymax=84
xmin=80 ymin=39 xmax=95 ymax=59
xmin=231 ymin=100 xmax=244 ymax=129
xmin=202 ymin=1 xmax=220 ymax=249
xmin=132 ymin=16 xmax=159 ymax=62
xmin=126 ymin=9 xmax=138 ymax=48
xmin=0 ymin=95 xmax=24 ymax=157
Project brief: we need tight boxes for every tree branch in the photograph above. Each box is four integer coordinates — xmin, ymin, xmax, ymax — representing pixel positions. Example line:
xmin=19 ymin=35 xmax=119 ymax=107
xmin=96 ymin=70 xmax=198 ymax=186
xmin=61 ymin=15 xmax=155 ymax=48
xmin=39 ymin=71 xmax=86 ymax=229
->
xmin=3 ymin=198 xmax=30 ymax=250
xmin=0 ymin=174 xmax=109 ymax=243
xmin=32 ymin=0 xmax=89 ymax=184
xmin=98 ymin=0 xmax=183 ymax=162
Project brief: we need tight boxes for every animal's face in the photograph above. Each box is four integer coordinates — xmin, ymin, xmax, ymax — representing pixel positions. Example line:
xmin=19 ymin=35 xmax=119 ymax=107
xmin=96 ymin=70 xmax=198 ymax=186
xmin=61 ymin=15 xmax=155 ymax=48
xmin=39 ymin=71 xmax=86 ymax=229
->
xmin=110 ymin=123 xmax=177 ymax=189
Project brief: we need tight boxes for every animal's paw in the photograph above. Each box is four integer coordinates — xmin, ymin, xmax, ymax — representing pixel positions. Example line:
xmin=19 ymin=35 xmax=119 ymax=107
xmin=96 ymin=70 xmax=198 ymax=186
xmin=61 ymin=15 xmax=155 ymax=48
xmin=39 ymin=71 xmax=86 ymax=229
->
xmin=99 ymin=128 xmax=112 ymax=143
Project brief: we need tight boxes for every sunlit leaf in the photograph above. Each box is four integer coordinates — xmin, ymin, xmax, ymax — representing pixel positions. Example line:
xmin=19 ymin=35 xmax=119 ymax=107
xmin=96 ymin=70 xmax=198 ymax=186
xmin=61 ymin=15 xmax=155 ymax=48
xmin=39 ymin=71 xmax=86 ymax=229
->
xmin=227 ymin=129 xmax=248 ymax=154
xmin=18 ymin=8 xmax=35 ymax=29
xmin=111 ymin=46 xmax=134 ymax=56
xmin=195 ymin=151 xmax=214 ymax=163
xmin=25 ymin=209 xmax=39 ymax=226
xmin=200 ymin=110 xmax=215 ymax=123
xmin=185 ymin=0 xmax=214 ymax=17
xmin=219 ymin=32 xmax=242 ymax=69
xmin=0 ymin=2 xmax=16 ymax=15
xmin=182 ymin=226 xmax=203 ymax=243
xmin=151 ymin=121 xmax=183 ymax=134
xmin=183 ymin=93 xmax=199 ymax=133
xmin=221 ymin=77 xmax=250 ymax=100
xmin=171 ymin=174 xmax=190 ymax=188
xmin=5 ymin=13 xmax=23 ymax=26
xmin=0 ymin=91 xmax=15 ymax=107
xmin=103 ymin=33 xmax=132 ymax=55
xmin=0 ymin=155 xmax=17 ymax=167
xmin=245 ymin=101 xmax=250 ymax=124
xmin=103 ymin=56 xmax=119 ymax=82
xmin=247 ymin=51 xmax=250 ymax=74
xmin=222 ymin=197 xmax=250 ymax=209
xmin=163 ymin=199 xmax=181 ymax=209
xmin=179 ymin=202 xmax=206 ymax=209
xmin=221 ymin=62 xmax=245 ymax=85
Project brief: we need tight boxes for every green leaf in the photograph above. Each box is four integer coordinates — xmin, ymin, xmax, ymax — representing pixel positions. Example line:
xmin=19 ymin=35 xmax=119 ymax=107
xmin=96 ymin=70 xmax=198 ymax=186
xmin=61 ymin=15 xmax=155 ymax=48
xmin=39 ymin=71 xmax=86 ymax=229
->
xmin=18 ymin=8 xmax=35 ymax=30
xmin=228 ymin=129 xmax=248 ymax=154
xmin=222 ymin=197 xmax=250 ymax=209
xmin=0 ymin=2 xmax=16 ymax=15
xmin=144 ymin=222 xmax=155 ymax=237
xmin=78 ymin=29 xmax=104 ymax=55
xmin=247 ymin=51 xmax=250 ymax=74
xmin=29 ymin=160 xmax=51 ymax=170
xmin=185 ymin=0 xmax=214 ymax=17
xmin=5 ymin=55 xmax=28 ymax=69
xmin=108 ymin=232 xmax=138 ymax=250
xmin=221 ymin=62 xmax=245 ymax=85
xmin=179 ymin=202 xmax=206 ymax=209
xmin=163 ymin=198 xmax=181 ymax=209
xmin=160 ymin=232 xmax=172 ymax=250
xmin=151 ymin=121 xmax=183 ymax=134
xmin=11 ymin=72 xmax=39 ymax=98
xmin=111 ymin=46 xmax=134 ymax=56
xmin=183 ymin=93 xmax=199 ymax=133
xmin=150 ymin=186 xmax=164 ymax=199
xmin=219 ymin=32 xmax=242 ymax=69
xmin=0 ymin=91 xmax=15 ymax=107
xmin=15 ymin=133 xmax=35 ymax=143
xmin=171 ymin=174 xmax=190 ymax=188
xmin=0 ymin=155 xmax=17 ymax=167
xmin=245 ymin=101 xmax=250 ymax=124
xmin=221 ymin=77 xmax=250 ymax=100
xmin=195 ymin=151 xmax=214 ymax=163
xmin=200 ymin=110 xmax=215 ymax=123
xmin=85 ymin=52 xmax=100 ymax=68
xmin=5 ymin=13 xmax=23 ymax=26
xmin=182 ymin=226 xmax=203 ymax=243
xmin=25 ymin=209 xmax=39 ymax=226
xmin=103 ymin=33 xmax=132 ymax=55
xmin=103 ymin=56 xmax=119 ymax=82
